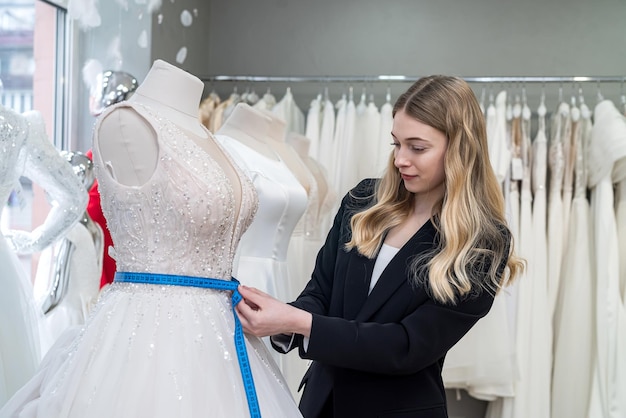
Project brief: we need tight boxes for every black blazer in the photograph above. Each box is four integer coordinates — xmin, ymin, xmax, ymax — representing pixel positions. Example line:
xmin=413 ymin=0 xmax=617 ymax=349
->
xmin=274 ymin=179 xmax=508 ymax=418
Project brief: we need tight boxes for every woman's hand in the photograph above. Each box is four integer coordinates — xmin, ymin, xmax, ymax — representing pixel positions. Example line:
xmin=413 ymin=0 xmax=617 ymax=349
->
xmin=236 ymin=285 xmax=312 ymax=338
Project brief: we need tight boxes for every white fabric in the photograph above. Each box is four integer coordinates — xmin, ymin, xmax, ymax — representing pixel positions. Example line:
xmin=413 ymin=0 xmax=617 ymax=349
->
xmin=0 ymin=107 xmax=86 ymax=409
xmin=217 ymin=134 xmax=309 ymax=399
xmin=376 ymin=101 xmax=393 ymax=176
xmin=0 ymin=237 xmax=40 ymax=408
xmin=33 ymin=222 xmax=102 ymax=355
xmin=305 ymin=96 xmax=322 ymax=160
xmin=355 ymin=100 xmax=381 ymax=180
xmin=0 ymin=101 xmax=302 ymax=418
xmin=487 ymin=91 xmax=511 ymax=184
xmin=551 ymin=103 xmax=594 ymax=418
xmin=369 ymin=244 xmax=399 ymax=294
xmin=272 ymin=87 xmax=305 ymax=135
xmin=586 ymin=100 xmax=626 ymax=418
xmin=547 ymin=103 xmax=568 ymax=317
xmin=334 ymin=96 xmax=358 ymax=201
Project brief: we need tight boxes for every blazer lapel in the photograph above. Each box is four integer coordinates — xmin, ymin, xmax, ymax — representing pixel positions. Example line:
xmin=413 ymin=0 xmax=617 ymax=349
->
xmin=343 ymin=254 xmax=376 ymax=319
xmin=356 ymin=221 xmax=437 ymax=321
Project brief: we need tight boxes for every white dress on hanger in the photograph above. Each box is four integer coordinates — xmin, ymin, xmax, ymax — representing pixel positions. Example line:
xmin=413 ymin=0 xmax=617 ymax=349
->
xmin=317 ymin=97 xmax=336 ymax=176
xmin=272 ymin=87 xmax=305 ymax=135
xmin=305 ymin=96 xmax=322 ymax=160
xmin=355 ymin=98 xmax=381 ymax=180
xmin=376 ymin=99 xmax=393 ymax=176
xmin=586 ymin=100 xmax=626 ymax=418
xmin=551 ymin=102 xmax=594 ymax=418
xmin=334 ymin=95 xmax=358 ymax=200
xmin=547 ymin=102 xmax=569 ymax=316
xmin=1 ymin=102 xmax=303 ymax=418
xmin=0 ymin=108 xmax=86 ymax=408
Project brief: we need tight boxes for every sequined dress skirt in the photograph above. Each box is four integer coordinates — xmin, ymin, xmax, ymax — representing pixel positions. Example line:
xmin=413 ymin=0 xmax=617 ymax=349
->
xmin=0 ymin=281 xmax=303 ymax=418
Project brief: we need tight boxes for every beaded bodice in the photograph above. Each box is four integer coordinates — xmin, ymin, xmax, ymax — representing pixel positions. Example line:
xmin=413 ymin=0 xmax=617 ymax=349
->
xmin=92 ymin=103 xmax=258 ymax=280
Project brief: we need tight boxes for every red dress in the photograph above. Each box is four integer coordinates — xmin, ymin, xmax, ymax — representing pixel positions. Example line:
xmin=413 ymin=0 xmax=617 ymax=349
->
xmin=85 ymin=149 xmax=116 ymax=288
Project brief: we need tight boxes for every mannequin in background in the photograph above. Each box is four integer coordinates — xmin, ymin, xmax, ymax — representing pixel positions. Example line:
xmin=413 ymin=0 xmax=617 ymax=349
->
xmin=215 ymin=103 xmax=308 ymax=394
xmin=85 ymin=70 xmax=138 ymax=288
xmin=0 ymin=105 xmax=87 ymax=408
xmin=258 ymin=108 xmax=314 ymax=197
xmin=34 ymin=151 xmax=103 ymax=353
xmin=0 ymin=59 xmax=301 ymax=418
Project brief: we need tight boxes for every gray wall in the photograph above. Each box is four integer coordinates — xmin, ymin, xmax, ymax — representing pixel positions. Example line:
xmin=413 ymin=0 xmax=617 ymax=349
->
xmin=150 ymin=0 xmax=210 ymax=77
xmin=207 ymin=0 xmax=626 ymax=76
xmin=204 ymin=0 xmax=626 ymax=109
xmin=71 ymin=0 xmax=211 ymax=151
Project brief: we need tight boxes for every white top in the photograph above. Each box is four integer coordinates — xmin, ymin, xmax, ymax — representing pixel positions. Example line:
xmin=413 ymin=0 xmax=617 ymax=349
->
xmin=370 ymin=243 xmax=400 ymax=294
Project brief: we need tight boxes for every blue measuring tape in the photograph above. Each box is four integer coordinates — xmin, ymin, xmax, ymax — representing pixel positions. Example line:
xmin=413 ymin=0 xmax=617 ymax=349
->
xmin=114 ymin=272 xmax=261 ymax=418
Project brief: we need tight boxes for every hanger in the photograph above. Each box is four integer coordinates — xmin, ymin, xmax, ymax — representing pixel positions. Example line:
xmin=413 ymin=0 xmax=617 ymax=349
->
xmin=596 ymin=81 xmax=604 ymax=103
xmin=385 ymin=86 xmax=391 ymax=104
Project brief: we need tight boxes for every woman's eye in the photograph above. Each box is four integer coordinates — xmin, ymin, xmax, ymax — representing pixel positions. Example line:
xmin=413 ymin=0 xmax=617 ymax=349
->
xmin=411 ymin=147 xmax=425 ymax=152
xmin=390 ymin=142 xmax=400 ymax=147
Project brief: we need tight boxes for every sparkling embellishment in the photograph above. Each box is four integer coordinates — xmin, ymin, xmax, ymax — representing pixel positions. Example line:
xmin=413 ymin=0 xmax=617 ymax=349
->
xmin=0 ymin=106 xmax=87 ymax=253
xmin=92 ymin=102 xmax=258 ymax=279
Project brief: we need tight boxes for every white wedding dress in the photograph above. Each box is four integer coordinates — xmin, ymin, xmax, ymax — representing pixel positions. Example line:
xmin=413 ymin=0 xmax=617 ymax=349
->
xmin=0 ymin=102 xmax=302 ymax=418
xmin=0 ymin=107 xmax=86 ymax=409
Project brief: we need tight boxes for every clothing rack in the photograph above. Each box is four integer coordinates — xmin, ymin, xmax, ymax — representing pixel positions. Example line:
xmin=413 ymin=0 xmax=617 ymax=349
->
xmin=201 ymin=75 xmax=625 ymax=84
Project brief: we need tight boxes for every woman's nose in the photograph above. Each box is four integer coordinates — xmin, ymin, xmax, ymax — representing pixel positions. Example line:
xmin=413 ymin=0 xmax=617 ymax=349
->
xmin=394 ymin=149 xmax=410 ymax=167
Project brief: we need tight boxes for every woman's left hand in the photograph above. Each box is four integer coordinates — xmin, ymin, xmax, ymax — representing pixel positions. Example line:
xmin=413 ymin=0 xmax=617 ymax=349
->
xmin=236 ymin=285 xmax=312 ymax=338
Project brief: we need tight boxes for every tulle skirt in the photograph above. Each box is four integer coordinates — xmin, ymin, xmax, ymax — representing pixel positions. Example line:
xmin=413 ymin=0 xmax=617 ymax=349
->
xmin=0 ymin=281 xmax=302 ymax=418
xmin=0 ymin=236 xmax=41 ymax=408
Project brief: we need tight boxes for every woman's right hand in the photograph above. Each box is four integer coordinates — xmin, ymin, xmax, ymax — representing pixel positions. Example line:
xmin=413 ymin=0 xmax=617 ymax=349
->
xmin=236 ymin=285 xmax=312 ymax=338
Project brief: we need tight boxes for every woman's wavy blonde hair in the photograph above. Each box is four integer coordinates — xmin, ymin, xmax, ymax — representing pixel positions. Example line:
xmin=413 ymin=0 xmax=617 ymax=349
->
xmin=346 ymin=75 xmax=524 ymax=304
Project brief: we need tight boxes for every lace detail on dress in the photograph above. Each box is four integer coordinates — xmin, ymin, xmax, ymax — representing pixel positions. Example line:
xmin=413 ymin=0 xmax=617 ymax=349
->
xmin=0 ymin=106 xmax=87 ymax=253
xmin=93 ymin=102 xmax=257 ymax=280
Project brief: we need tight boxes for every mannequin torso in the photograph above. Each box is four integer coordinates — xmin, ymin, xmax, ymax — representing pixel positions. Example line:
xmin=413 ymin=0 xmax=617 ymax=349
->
xmin=95 ymin=60 xmax=241 ymax=206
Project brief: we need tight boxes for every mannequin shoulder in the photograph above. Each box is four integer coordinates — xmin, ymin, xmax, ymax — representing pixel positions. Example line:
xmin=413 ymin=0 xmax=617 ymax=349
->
xmin=94 ymin=104 xmax=159 ymax=187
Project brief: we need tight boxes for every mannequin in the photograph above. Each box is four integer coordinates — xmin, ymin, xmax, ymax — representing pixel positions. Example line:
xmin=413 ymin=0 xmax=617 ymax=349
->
xmin=214 ymin=102 xmax=308 ymax=303
xmin=286 ymin=132 xmax=331 ymax=220
xmin=86 ymin=69 xmax=138 ymax=289
xmin=34 ymin=151 xmax=103 ymax=353
xmin=215 ymin=103 xmax=309 ymax=397
xmin=0 ymin=105 xmax=87 ymax=408
xmin=96 ymin=60 xmax=238 ymax=189
xmin=216 ymin=102 xmax=280 ymax=161
xmin=0 ymin=60 xmax=302 ymax=418
xmin=258 ymin=109 xmax=314 ymax=196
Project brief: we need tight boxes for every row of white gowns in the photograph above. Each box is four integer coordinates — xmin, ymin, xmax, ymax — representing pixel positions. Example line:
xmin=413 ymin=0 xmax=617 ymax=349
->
xmin=443 ymin=93 xmax=626 ymax=418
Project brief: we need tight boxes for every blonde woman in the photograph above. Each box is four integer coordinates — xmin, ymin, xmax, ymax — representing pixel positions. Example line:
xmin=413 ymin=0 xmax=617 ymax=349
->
xmin=237 ymin=75 xmax=524 ymax=418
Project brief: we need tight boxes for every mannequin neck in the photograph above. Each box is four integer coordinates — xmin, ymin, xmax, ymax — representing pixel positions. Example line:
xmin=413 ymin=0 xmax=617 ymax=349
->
xmin=286 ymin=132 xmax=310 ymax=158
xmin=219 ymin=103 xmax=286 ymax=144
xmin=258 ymin=108 xmax=287 ymax=142
xmin=128 ymin=59 xmax=206 ymax=138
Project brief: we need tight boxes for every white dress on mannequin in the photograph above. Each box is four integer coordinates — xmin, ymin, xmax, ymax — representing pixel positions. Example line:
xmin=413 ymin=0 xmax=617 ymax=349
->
xmin=0 ymin=107 xmax=86 ymax=408
xmin=0 ymin=60 xmax=302 ymax=418
xmin=213 ymin=135 xmax=308 ymax=303
xmin=215 ymin=103 xmax=309 ymax=399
